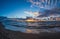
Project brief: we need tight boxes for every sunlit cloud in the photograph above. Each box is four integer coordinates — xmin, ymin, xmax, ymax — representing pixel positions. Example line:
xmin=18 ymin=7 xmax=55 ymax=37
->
xmin=24 ymin=11 xmax=39 ymax=17
xmin=24 ymin=11 xmax=33 ymax=15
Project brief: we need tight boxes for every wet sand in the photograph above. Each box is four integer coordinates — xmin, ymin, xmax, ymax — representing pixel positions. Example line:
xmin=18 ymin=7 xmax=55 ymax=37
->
xmin=0 ymin=22 xmax=60 ymax=39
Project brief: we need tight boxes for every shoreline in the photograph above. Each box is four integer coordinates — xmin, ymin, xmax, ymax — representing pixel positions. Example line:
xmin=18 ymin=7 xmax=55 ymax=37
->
xmin=0 ymin=22 xmax=60 ymax=39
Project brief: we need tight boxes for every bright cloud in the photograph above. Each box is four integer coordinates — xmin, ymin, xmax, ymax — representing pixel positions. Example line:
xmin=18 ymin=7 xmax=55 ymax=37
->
xmin=24 ymin=11 xmax=39 ymax=17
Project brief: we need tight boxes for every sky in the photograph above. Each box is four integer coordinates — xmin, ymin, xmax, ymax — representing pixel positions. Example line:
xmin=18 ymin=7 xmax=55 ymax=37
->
xmin=0 ymin=0 xmax=60 ymax=18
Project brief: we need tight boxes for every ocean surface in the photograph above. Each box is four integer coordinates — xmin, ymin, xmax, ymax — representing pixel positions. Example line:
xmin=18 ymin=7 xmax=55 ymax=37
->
xmin=2 ymin=21 xmax=60 ymax=34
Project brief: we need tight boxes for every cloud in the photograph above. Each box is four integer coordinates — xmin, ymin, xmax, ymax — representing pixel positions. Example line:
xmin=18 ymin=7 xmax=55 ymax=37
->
xmin=26 ymin=0 xmax=60 ymax=17
xmin=24 ymin=11 xmax=33 ymax=15
xmin=38 ymin=8 xmax=60 ymax=17
xmin=28 ymin=0 xmax=60 ymax=9
xmin=24 ymin=11 xmax=39 ymax=17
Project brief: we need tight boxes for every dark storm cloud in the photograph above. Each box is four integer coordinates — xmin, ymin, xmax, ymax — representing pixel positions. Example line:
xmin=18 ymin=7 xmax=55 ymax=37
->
xmin=38 ymin=8 xmax=60 ymax=17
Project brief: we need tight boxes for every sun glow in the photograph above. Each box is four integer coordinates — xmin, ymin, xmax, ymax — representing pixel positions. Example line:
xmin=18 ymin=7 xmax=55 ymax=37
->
xmin=25 ymin=19 xmax=35 ymax=22
xmin=33 ymin=12 xmax=39 ymax=17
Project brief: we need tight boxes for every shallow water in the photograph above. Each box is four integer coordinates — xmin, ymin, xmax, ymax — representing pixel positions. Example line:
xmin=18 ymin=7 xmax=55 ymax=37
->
xmin=2 ymin=21 xmax=60 ymax=34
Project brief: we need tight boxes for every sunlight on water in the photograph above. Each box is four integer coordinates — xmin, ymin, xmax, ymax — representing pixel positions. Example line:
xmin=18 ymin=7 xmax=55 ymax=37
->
xmin=2 ymin=21 xmax=60 ymax=34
